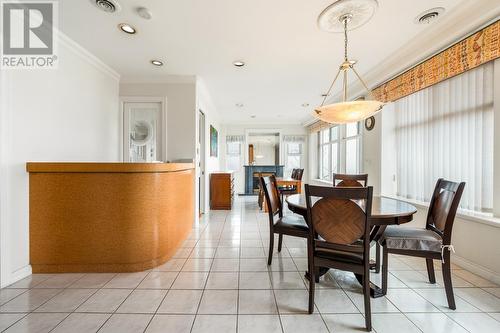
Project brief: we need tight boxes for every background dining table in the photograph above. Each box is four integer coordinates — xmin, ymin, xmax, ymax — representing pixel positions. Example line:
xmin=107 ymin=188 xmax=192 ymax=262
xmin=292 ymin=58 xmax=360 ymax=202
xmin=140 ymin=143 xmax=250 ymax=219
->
xmin=285 ymin=193 xmax=418 ymax=298
xmin=275 ymin=177 xmax=302 ymax=193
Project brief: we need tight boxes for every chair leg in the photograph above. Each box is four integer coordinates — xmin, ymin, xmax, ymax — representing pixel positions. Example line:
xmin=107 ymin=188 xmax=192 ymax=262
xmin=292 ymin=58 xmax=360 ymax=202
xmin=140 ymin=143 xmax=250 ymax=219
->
xmin=426 ymin=258 xmax=436 ymax=284
xmin=277 ymin=233 xmax=283 ymax=252
xmin=442 ymin=257 xmax=456 ymax=310
xmin=382 ymin=245 xmax=388 ymax=295
xmin=314 ymin=267 xmax=320 ymax=283
xmin=363 ymin=269 xmax=372 ymax=331
xmin=375 ymin=242 xmax=381 ymax=273
xmin=308 ymin=263 xmax=315 ymax=314
xmin=267 ymin=232 xmax=274 ymax=266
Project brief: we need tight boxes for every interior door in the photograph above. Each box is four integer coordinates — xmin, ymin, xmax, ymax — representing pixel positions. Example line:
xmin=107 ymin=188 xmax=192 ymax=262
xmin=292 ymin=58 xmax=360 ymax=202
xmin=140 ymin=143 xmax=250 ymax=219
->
xmin=123 ymin=102 xmax=163 ymax=162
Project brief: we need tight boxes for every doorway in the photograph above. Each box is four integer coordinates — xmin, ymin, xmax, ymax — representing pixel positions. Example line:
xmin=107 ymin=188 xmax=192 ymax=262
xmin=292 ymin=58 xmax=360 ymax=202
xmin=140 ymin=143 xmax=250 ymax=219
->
xmin=198 ymin=110 xmax=206 ymax=216
xmin=123 ymin=101 xmax=164 ymax=162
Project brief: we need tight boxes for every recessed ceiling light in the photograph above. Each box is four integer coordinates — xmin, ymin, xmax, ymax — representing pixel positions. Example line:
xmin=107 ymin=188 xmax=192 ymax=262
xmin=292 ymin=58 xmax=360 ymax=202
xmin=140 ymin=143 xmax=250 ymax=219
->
xmin=233 ymin=61 xmax=245 ymax=67
xmin=302 ymin=103 xmax=310 ymax=107
xmin=151 ymin=60 xmax=164 ymax=66
xmin=250 ymin=115 xmax=256 ymax=118
xmin=118 ymin=23 xmax=136 ymax=34
xmin=415 ymin=7 xmax=445 ymax=24
xmin=235 ymin=103 xmax=244 ymax=108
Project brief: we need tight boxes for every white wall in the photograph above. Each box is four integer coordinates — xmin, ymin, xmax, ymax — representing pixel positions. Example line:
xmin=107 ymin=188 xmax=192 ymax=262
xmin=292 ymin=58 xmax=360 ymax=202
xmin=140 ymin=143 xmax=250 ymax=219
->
xmin=362 ymin=113 xmax=382 ymax=196
xmin=118 ymin=80 xmax=197 ymax=162
xmin=0 ymin=34 xmax=120 ymax=287
xmin=196 ymin=78 xmax=222 ymax=215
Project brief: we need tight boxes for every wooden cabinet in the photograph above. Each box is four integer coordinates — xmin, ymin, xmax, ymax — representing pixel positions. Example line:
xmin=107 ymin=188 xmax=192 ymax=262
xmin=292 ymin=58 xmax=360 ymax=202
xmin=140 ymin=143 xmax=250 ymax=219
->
xmin=210 ymin=172 xmax=234 ymax=210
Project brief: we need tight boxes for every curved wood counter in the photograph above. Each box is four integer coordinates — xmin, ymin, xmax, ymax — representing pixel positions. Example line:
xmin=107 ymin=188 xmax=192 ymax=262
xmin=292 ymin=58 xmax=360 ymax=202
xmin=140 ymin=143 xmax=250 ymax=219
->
xmin=26 ymin=162 xmax=195 ymax=273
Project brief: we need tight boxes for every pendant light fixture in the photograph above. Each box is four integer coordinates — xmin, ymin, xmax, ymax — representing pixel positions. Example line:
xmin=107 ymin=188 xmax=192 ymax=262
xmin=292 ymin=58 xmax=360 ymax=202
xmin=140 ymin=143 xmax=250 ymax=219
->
xmin=314 ymin=0 xmax=384 ymax=124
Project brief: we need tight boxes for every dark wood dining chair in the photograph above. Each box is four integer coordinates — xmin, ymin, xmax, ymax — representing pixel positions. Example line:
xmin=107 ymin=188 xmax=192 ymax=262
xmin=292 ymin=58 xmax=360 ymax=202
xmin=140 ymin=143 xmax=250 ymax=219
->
xmin=332 ymin=173 xmax=380 ymax=273
xmin=279 ymin=168 xmax=304 ymax=202
xmin=261 ymin=175 xmax=309 ymax=265
xmin=380 ymin=178 xmax=465 ymax=309
xmin=305 ymin=184 xmax=373 ymax=331
xmin=333 ymin=173 xmax=368 ymax=187
xmin=257 ymin=172 xmax=264 ymax=210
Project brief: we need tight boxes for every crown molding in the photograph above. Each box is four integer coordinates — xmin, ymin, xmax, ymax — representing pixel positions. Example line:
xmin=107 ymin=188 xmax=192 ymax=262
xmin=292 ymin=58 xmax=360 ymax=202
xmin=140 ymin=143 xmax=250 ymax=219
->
xmin=57 ymin=31 xmax=121 ymax=82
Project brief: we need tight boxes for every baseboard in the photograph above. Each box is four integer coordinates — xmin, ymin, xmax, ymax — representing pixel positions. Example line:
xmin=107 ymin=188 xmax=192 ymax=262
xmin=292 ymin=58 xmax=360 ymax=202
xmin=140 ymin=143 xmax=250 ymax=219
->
xmin=1 ymin=265 xmax=32 ymax=289
xmin=452 ymin=255 xmax=500 ymax=285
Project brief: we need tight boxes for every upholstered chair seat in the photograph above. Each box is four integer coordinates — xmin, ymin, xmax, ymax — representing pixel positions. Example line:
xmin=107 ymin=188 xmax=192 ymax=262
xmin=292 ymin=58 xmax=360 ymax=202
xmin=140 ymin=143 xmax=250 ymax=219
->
xmin=381 ymin=226 xmax=443 ymax=252
xmin=274 ymin=215 xmax=309 ymax=233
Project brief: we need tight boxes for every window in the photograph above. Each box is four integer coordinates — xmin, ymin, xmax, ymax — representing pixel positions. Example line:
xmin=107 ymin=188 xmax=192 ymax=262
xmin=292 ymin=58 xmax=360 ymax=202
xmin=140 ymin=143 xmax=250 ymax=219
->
xmin=225 ymin=135 xmax=244 ymax=172
xmin=283 ymin=135 xmax=306 ymax=177
xmin=318 ymin=123 xmax=361 ymax=181
xmin=394 ymin=62 xmax=493 ymax=213
xmin=345 ymin=123 xmax=360 ymax=174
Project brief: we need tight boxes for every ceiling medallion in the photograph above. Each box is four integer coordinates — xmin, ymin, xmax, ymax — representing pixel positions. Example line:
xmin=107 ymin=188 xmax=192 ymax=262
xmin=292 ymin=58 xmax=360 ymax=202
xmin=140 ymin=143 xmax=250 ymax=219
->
xmin=314 ymin=0 xmax=384 ymax=124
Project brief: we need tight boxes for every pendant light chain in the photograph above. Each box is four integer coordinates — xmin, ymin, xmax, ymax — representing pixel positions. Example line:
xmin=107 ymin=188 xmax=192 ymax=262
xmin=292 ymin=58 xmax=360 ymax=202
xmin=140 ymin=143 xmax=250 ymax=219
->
xmin=344 ymin=17 xmax=348 ymax=61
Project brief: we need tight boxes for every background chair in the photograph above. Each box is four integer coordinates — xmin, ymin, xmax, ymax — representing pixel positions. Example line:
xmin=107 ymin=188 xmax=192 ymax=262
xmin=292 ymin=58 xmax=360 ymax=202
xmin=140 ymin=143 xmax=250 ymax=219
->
xmin=257 ymin=172 xmax=264 ymax=210
xmin=380 ymin=178 xmax=465 ymax=309
xmin=305 ymin=184 xmax=373 ymax=331
xmin=261 ymin=175 xmax=309 ymax=265
xmin=332 ymin=173 xmax=380 ymax=273
xmin=279 ymin=168 xmax=304 ymax=202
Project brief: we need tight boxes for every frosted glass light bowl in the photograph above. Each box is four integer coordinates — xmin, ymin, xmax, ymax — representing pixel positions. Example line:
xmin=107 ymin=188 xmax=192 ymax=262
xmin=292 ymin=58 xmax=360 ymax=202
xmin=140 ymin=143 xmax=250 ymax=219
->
xmin=314 ymin=100 xmax=384 ymax=124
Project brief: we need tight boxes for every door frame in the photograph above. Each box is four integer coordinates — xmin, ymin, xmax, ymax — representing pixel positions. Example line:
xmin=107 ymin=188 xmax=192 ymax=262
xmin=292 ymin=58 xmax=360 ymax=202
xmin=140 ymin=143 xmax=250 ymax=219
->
xmin=119 ymin=96 xmax=167 ymax=162
xmin=198 ymin=110 xmax=206 ymax=215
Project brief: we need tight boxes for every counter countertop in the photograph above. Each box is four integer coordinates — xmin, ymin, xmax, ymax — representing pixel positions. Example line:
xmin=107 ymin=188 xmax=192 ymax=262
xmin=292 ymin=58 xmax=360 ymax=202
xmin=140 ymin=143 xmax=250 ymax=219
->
xmin=26 ymin=162 xmax=194 ymax=173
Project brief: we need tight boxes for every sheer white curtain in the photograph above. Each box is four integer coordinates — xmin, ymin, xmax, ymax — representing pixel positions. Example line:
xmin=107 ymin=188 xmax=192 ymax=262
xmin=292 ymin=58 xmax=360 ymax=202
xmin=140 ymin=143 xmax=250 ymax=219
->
xmin=226 ymin=135 xmax=244 ymax=172
xmin=395 ymin=62 xmax=494 ymax=212
xmin=283 ymin=135 xmax=306 ymax=177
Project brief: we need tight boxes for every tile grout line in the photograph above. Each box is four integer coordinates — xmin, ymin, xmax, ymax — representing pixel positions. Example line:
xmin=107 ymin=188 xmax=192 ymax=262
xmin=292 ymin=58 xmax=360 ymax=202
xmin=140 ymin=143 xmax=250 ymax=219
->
xmin=140 ymin=266 xmax=184 ymax=332
xmin=46 ymin=276 xmax=116 ymax=333
xmin=263 ymin=207 xmax=286 ymax=333
xmin=93 ymin=270 xmax=152 ymax=332
xmin=2 ymin=273 xmax=89 ymax=332
xmin=189 ymin=210 xmax=229 ymax=333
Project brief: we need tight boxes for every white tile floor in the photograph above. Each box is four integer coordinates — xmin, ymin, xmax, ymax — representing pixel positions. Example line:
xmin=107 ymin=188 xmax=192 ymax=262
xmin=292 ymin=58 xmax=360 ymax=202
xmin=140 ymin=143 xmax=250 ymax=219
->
xmin=0 ymin=197 xmax=499 ymax=332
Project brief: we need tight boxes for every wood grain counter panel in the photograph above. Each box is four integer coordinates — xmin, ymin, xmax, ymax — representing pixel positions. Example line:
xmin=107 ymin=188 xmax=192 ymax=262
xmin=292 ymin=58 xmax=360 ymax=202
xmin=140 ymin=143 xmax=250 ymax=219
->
xmin=28 ymin=163 xmax=194 ymax=273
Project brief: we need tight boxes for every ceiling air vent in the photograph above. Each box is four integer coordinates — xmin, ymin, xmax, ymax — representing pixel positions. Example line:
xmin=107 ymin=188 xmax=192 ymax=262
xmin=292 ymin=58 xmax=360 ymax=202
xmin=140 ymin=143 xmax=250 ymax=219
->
xmin=91 ymin=0 xmax=121 ymax=13
xmin=415 ymin=7 xmax=445 ymax=25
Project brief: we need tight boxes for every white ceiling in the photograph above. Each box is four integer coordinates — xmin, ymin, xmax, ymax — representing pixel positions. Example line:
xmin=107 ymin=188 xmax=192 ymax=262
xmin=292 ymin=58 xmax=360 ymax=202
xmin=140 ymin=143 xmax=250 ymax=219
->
xmin=59 ymin=0 xmax=499 ymax=125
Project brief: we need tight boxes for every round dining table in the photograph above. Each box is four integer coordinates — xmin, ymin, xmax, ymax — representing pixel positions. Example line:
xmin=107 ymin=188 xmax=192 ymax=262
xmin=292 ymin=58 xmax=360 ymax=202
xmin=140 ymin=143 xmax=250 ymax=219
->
xmin=285 ymin=193 xmax=417 ymax=298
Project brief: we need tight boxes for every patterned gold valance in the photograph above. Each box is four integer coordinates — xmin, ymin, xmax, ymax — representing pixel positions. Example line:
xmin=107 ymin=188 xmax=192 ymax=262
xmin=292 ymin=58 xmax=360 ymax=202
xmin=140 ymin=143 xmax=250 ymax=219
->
xmin=372 ymin=20 xmax=500 ymax=103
